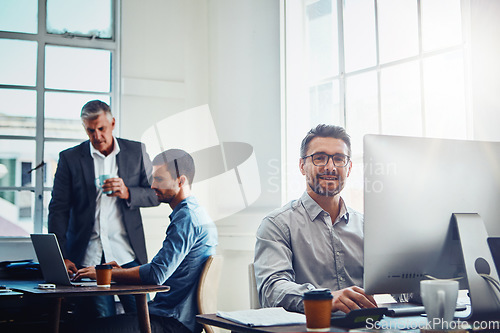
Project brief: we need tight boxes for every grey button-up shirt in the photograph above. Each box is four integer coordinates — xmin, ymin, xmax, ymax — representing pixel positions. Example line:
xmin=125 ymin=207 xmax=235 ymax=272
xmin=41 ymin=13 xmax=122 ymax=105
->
xmin=254 ymin=192 xmax=364 ymax=313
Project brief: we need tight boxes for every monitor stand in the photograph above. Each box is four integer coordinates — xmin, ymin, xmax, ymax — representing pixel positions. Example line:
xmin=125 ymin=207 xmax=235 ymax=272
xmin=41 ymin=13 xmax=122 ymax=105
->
xmin=453 ymin=213 xmax=500 ymax=320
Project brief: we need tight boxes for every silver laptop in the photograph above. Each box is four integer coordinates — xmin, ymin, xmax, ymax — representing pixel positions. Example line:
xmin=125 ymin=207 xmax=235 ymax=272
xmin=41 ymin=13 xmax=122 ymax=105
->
xmin=30 ymin=233 xmax=96 ymax=287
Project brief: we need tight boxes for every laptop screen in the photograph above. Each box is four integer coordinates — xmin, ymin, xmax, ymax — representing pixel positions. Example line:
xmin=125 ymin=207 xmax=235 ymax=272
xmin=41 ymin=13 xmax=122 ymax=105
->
xmin=30 ymin=233 xmax=75 ymax=286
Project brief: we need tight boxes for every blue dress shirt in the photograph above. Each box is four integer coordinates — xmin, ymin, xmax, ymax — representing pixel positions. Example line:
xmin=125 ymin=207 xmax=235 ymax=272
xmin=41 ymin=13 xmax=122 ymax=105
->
xmin=139 ymin=196 xmax=218 ymax=333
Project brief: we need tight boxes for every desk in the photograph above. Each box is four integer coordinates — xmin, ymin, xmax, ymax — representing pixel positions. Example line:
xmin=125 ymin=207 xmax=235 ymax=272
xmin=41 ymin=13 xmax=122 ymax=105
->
xmin=196 ymin=313 xmax=376 ymax=333
xmin=2 ymin=280 xmax=169 ymax=333
xmin=196 ymin=312 xmax=430 ymax=333
xmin=197 ymin=313 xmax=495 ymax=333
xmin=196 ymin=313 xmax=324 ymax=333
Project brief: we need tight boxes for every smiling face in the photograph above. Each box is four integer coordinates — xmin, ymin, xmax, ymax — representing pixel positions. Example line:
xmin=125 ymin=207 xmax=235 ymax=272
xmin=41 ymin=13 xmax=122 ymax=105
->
xmin=151 ymin=164 xmax=180 ymax=204
xmin=82 ymin=112 xmax=115 ymax=156
xmin=299 ymin=137 xmax=352 ymax=198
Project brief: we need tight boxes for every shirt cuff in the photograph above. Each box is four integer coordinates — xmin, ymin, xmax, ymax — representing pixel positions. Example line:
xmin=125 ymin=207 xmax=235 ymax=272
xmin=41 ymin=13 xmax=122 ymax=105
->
xmin=125 ymin=193 xmax=132 ymax=207
xmin=138 ymin=263 xmax=151 ymax=284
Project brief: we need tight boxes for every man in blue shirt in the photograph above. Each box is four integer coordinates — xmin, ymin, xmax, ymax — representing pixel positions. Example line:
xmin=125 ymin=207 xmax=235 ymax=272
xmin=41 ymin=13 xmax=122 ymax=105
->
xmin=74 ymin=149 xmax=218 ymax=333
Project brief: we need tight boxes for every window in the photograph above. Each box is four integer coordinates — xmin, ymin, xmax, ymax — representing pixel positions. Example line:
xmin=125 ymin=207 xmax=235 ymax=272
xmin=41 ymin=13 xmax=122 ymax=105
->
xmin=0 ymin=0 xmax=119 ymax=237
xmin=283 ymin=0 xmax=469 ymax=209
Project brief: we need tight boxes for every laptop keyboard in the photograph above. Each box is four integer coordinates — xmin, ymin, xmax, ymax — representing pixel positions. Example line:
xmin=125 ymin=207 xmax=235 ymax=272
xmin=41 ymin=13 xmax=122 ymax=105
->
xmin=386 ymin=303 xmax=467 ymax=317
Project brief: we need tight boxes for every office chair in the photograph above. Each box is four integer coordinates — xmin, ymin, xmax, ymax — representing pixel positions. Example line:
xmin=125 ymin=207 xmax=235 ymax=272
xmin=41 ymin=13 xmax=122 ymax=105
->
xmin=197 ymin=255 xmax=224 ymax=333
xmin=248 ymin=262 xmax=261 ymax=309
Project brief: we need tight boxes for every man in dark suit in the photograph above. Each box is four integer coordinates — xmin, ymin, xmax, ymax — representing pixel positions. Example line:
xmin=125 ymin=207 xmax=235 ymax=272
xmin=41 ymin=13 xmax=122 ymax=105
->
xmin=48 ymin=100 xmax=159 ymax=318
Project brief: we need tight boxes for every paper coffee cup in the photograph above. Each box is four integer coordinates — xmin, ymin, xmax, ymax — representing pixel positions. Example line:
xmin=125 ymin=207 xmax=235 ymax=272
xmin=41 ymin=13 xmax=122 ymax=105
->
xmin=95 ymin=264 xmax=113 ymax=287
xmin=303 ymin=289 xmax=333 ymax=332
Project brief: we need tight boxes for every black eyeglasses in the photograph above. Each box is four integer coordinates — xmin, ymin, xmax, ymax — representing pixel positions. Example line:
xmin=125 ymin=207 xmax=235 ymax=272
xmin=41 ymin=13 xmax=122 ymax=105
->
xmin=302 ymin=153 xmax=350 ymax=167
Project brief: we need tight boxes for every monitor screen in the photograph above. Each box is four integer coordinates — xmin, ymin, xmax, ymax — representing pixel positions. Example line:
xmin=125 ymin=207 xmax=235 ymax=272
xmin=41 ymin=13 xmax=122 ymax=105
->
xmin=363 ymin=134 xmax=500 ymax=297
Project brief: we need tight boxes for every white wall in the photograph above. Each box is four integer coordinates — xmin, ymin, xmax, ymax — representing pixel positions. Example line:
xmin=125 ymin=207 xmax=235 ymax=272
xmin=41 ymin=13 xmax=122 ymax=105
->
xmin=206 ymin=0 xmax=281 ymax=310
xmin=120 ymin=0 xmax=280 ymax=311
xmin=470 ymin=0 xmax=500 ymax=141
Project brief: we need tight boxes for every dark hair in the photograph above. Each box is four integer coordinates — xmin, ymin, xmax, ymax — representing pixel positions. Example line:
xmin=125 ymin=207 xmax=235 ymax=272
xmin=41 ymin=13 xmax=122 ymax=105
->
xmin=300 ymin=124 xmax=352 ymax=157
xmin=81 ymin=100 xmax=112 ymax=121
xmin=152 ymin=149 xmax=195 ymax=186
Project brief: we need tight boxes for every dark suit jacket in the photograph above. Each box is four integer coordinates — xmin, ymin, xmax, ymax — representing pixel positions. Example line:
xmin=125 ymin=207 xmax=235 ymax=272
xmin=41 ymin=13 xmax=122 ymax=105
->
xmin=48 ymin=138 xmax=159 ymax=267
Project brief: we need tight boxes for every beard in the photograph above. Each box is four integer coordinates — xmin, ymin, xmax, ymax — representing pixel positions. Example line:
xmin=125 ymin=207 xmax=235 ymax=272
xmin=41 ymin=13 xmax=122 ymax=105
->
xmin=307 ymin=173 xmax=344 ymax=197
xmin=155 ymin=190 xmax=173 ymax=204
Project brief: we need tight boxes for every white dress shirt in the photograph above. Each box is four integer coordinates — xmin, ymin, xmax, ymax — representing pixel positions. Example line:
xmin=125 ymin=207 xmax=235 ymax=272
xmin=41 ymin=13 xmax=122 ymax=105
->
xmin=82 ymin=137 xmax=136 ymax=267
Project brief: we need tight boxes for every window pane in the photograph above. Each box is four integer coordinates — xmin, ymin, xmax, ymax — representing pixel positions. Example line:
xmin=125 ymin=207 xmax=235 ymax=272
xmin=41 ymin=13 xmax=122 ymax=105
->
xmin=346 ymin=71 xmax=379 ymax=154
xmin=422 ymin=0 xmax=462 ymax=52
xmin=0 ymin=89 xmax=37 ymax=137
xmin=380 ymin=61 xmax=422 ymax=136
xmin=0 ymin=190 xmax=35 ymax=236
xmin=0 ymin=39 xmax=37 ymax=86
xmin=46 ymin=0 xmax=113 ymax=38
xmin=45 ymin=92 xmax=110 ymax=139
xmin=45 ymin=46 xmax=111 ymax=92
xmin=309 ymin=81 xmax=340 ymax=127
xmin=306 ymin=0 xmax=338 ymax=80
xmin=0 ymin=0 xmax=38 ymax=34
xmin=0 ymin=139 xmax=36 ymax=188
xmin=343 ymin=0 xmax=376 ymax=72
xmin=44 ymin=141 xmax=83 ymax=187
xmin=424 ymin=51 xmax=466 ymax=139
xmin=378 ymin=0 xmax=419 ymax=64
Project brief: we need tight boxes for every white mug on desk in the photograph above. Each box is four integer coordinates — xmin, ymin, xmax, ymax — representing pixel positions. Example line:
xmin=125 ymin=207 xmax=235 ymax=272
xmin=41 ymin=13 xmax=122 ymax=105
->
xmin=420 ymin=279 xmax=459 ymax=330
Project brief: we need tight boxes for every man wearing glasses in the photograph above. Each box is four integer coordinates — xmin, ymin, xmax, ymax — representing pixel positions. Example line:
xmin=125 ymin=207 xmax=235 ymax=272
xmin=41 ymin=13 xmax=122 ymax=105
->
xmin=254 ymin=124 xmax=377 ymax=314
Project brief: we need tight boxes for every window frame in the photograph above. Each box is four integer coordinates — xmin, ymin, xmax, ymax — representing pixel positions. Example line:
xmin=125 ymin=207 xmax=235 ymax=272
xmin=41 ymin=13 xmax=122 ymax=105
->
xmin=282 ymin=0 xmax=472 ymax=205
xmin=0 ymin=0 xmax=121 ymax=235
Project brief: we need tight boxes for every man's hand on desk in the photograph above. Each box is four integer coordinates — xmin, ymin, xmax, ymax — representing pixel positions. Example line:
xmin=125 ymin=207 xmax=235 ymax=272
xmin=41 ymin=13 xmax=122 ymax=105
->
xmin=106 ymin=261 xmax=121 ymax=269
xmin=64 ymin=259 xmax=78 ymax=276
xmin=72 ymin=261 xmax=121 ymax=281
xmin=331 ymin=286 xmax=378 ymax=313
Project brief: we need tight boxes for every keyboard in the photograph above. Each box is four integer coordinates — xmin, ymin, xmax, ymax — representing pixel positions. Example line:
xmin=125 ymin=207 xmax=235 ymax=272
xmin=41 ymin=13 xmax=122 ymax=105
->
xmin=385 ymin=303 xmax=467 ymax=317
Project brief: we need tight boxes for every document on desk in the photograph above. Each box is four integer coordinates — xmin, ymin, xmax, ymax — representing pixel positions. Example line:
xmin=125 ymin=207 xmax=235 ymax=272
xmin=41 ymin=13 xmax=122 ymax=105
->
xmin=216 ymin=307 xmax=306 ymax=326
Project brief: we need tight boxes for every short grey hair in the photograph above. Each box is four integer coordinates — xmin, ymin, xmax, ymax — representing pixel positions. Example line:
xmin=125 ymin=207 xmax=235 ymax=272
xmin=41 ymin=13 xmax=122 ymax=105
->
xmin=80 ymin=100 xmax=113 ymax=122
xmin=300 ymin=124 xmax=352 ymax=157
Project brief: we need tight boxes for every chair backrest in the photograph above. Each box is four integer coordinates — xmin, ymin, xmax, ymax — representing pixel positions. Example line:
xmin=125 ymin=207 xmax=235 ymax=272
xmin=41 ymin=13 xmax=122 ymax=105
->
xmin=197 ymin=255 xmax=224 ymax=333
xmin=248 ymin=262 xmax=261 ymax=309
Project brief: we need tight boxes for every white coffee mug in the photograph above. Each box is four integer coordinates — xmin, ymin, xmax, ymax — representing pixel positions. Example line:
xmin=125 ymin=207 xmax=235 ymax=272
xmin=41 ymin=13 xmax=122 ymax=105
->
xmin=420 ymin=279 xmax=459 ymax=330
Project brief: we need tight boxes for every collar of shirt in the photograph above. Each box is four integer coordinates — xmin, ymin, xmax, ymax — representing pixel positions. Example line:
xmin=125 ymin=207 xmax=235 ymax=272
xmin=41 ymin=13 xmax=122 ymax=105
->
xmin=169 ymin=196 xmax=198 ymax=221
xmin=335 ymin=198 xmax=350 ymax=225
xmin=89 ymin=136 xmax=121 ymax=158
xmin=301 ymin=191 xmax=350 ymax=225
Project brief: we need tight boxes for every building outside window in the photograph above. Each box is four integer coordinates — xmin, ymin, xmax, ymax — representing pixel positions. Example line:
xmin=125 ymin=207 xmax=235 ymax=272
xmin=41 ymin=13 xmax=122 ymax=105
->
xmin=0 ymin=0 xmax=119 ymax=237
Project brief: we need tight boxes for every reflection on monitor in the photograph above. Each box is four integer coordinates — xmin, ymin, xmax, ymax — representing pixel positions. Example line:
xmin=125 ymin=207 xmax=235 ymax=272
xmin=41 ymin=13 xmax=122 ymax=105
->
xmin=363 ymin=134 xmax=500 ymax=320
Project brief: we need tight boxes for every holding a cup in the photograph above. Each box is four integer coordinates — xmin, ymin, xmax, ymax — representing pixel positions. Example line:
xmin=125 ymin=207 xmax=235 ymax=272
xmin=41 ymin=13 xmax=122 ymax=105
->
xmin=95 ymin=264 xmax=113 ymax=287
xmin=95 ymin=174 xmax=115 ymax=195
xmin=303 ymin=289 xmax=333 ymax=332
xmin=420 ymin=279 xmax=459 ymax=330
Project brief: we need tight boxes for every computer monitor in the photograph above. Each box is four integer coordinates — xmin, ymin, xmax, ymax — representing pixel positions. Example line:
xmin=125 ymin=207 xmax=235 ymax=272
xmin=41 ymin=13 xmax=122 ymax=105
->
xmin=363 ymin=134 xmax=500 ymax=320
